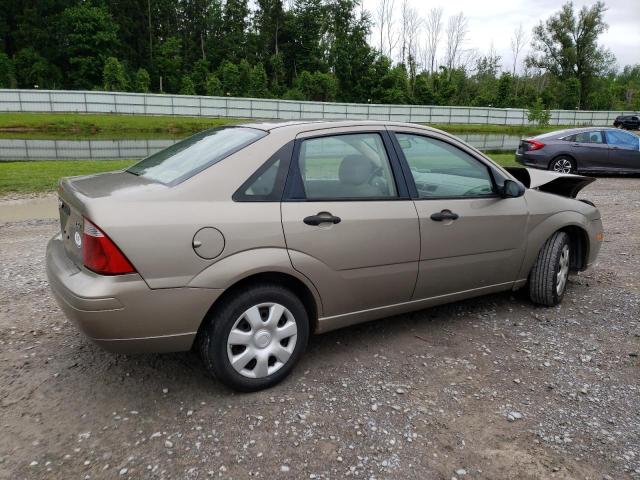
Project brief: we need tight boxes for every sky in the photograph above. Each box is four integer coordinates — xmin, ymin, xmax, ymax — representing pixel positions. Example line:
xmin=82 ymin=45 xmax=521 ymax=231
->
xmin=360 ymin=0 xmax=640 ymax=72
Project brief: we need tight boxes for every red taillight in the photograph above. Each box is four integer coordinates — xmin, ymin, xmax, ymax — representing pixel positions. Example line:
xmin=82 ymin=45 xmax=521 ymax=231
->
xmin=525 ymin=139 xmax=545 ymax=151
xmin=82 ymin=218 xmax=135 ymax=275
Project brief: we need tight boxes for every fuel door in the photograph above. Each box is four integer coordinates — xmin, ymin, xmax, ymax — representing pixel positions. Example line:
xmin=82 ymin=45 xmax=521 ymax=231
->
xmin=192 ymin=227 xmax=225 ymax=260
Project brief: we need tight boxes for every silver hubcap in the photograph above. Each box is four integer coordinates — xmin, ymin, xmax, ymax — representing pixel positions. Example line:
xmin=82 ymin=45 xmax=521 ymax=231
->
xmin=227 ymin=303 xmax=297 ymax=379
xmin=553 ymin=158 xmax=572 ymax=173
xmin=556 ymin=244 xmax=570 ymax=295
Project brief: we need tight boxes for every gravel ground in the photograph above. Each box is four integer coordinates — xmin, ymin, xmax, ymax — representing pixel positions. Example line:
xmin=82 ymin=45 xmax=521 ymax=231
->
xmin=0 ymin=177 xmax=639 ymax=480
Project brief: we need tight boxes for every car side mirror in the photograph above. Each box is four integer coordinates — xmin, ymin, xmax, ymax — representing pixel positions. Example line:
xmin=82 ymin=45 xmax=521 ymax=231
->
xmin=500 ymin=179 xmax=525 ymax=198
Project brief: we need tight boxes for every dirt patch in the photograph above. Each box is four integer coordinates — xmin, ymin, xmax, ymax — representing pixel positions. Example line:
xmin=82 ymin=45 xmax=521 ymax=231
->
xmin=0 ymin=178 xmax=638 ymax=479
xmin=0 ymin=193 xmax=57 ymax=223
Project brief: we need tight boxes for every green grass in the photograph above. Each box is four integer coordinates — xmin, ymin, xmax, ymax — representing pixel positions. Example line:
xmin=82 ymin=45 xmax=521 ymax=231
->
xmin=431 ymin=123 xmax=567 ymax=136
xmin=0 ymin=112 xmax=573 ymax=138
xmin=485 ymin=153 xmax=518 ymax=167
xmin=0 ymin=160 xmax=135 ymax=195
xmin=0 ymin=113 xmax=240 ymax=135
xmin=0 ymin=152 xmax=518 ymax=195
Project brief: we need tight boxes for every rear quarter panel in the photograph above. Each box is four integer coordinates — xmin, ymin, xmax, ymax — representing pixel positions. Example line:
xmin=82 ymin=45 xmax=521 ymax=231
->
xmin=83 ymin=128 xmax=295 ymax=289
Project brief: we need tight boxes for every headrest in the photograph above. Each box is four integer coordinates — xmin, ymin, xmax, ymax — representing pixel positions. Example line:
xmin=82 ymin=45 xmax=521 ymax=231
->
xmin=338 ymin=155 xmax=376 ymax=185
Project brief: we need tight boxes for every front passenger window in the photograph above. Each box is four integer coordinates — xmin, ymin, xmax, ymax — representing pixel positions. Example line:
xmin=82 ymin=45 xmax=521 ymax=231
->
xmin=395 ymin=133 xmax=495 ymax=198
xmin=606 ymin=130 xmax=640 ymax=150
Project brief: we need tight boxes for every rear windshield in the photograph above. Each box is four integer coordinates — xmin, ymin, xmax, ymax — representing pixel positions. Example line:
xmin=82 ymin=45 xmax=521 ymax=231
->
xmin=127 ymin=127 xmax=266 ymax=184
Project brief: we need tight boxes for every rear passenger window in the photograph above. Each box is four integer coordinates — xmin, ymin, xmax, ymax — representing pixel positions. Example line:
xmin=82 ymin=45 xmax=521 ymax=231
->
xmin=574 ymin=131 xmax=604 ymax=143
xmin=296 ymin=133 xmax=397 ymax=200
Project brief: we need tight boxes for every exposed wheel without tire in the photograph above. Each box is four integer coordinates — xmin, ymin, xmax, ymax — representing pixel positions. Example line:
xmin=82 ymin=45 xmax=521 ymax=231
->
xmin=199 ymin=284 xmax=309 ymax=392
xmin=528 ymin=231 xmax=571 ymax=307
xmin=549 ymin=156 xmax=574 ymax=174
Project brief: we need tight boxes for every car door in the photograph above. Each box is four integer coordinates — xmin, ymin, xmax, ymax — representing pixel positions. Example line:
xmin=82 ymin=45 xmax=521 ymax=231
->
xmin=569 ymin=130 xmax=609 ymax=170
xmin=390 ymin=129 xmax=529 ymax=299
xmin=604 ymin=129 xmax=640 ymax=172
xmin=281 ymin=128 xmax=420 ymax=318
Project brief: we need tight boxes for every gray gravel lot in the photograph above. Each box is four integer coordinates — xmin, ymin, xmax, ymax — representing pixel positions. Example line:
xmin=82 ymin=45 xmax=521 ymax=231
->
xmin=0 ymin=177 xmax=639 ymax=480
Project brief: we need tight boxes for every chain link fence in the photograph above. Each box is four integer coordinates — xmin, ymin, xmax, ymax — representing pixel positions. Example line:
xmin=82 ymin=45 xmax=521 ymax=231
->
xmin=0 ymin=89 xmax=635 ymax=126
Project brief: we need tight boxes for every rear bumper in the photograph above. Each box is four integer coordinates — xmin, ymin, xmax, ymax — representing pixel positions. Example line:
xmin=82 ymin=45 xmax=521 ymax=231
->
xmin=46 ymin=234 xmax=221 ymax=353
xmin=515 ymin=152 xmax=546 ymax=169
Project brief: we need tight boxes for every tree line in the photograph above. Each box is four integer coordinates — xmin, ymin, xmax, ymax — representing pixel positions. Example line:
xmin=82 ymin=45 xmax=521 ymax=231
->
xmin=0 ymin=0 xmax=638 ymax=111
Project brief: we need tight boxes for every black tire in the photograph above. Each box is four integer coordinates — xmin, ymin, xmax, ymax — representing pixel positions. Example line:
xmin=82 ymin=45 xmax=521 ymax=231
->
xmin=528 ymin=231 xmax=571 ymax=307
xmin=198 ymin=283 xmax=309 ymax=392
xmin=549 ymin=156 xmax=575 ymax=174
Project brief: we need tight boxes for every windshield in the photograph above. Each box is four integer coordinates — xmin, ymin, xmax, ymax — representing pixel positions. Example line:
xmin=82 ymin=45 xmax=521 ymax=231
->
xmin=127 ymin=127 xmax=266 ymax=184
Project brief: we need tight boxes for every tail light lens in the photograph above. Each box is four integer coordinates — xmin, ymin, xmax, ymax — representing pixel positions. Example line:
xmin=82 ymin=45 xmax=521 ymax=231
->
xmin=82 ymin=218 xmax=135 ymax=275
xmin=525 ymin=139 xmax=545 ymax=151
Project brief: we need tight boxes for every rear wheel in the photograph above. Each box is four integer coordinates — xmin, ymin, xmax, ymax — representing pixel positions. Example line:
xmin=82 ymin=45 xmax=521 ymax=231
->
xmin=199 ymin=284 xmax=309 ymax=392
xmin=528 ymin=231 xmax=571 ymax=307
xmin=549 ymin=156 xmax=574 ymax=174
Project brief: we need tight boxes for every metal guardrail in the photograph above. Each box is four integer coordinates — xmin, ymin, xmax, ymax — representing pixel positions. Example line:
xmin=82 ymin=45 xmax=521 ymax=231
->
xmin=0 ymin=134 xmax=522 ymax=161
xmin=0 ymin=138 xmax=179 ymax=161
xmin=0 ymin=89 xmax=635 ymax=126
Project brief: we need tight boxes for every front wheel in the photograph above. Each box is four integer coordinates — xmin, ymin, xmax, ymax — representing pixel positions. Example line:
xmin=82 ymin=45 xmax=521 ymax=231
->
xmin=199 ymin=284 xmax=309 ymax=392
xmin=528 ymin=231 xmax=571 ymax=307
xmin=549 ymin=156 xmax=574 ymax=174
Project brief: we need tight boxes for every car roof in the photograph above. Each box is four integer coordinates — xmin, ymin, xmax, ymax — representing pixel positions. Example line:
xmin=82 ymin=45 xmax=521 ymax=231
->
xmin=235 ymin=119 xmax=441 ymax=135
xmin=536 ymin=126 xmax=625 ymax=139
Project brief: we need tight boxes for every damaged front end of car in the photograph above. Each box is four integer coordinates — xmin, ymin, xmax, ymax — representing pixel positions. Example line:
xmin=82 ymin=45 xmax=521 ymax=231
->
xmin=505 ymin=167 xmax=596 ymax=199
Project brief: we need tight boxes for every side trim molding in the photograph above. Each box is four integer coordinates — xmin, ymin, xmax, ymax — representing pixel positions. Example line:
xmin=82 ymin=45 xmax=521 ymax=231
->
xmin=316 ymin=281 xmax=517 ymax=333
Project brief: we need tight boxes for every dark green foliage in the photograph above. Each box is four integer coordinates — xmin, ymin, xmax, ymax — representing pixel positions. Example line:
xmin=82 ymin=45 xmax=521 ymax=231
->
xmin=238 ymin=59 xmax=252 ymax=96
xmin=282 ymin=88 xmax=305 ymax=101
xmin=221 ymin=0 xmax=249 ymax=63
xmin=14 ymin=48 xmax=59 ymax=89
xmin=0 ymin=0 xmax=636 ymax=111
xmin=296 ymin=71 xmax=338 ymax=102
xmin=191 ymin=59 xmax=211 ymax=96
xmin=219 ymin=61 xmax=241 ymax=97
xmin=495 ymin=74 xmax=514 ymax=108
xmin=58 ymin=4 xmax=119 ymax=89
xmin=528 ymin=98 xmax=551 ymax=126
xmin=155 ymin=36 xmax=182 ymax=93
xmin=103 ymin=57 xmax=128 ymax=92
xmin=527 ymin=1 xmax=614 ymax=109
xmin=413 ymin=74 xmax=436 ymax=105
xmin=179 ymin=75 xmax=196 ymax=95
xmin=133 ymin=68 xmax=151 ymax=93
xmin=249 ymin=63 xmax=269 ymax=98
xmin=205 ymin=74 xmax=223 ymax=96
xmin=0 ymin=52 xmax=15 ymax=88
xmin=268 ymin=53 xmax=286 ymax=96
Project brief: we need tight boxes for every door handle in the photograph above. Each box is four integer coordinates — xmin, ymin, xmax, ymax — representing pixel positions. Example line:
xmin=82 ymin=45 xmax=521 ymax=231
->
xmin=430 ymin=209 xmax=459 ymax=221
xmin=303 ymin=212 xmax=342 ymax=226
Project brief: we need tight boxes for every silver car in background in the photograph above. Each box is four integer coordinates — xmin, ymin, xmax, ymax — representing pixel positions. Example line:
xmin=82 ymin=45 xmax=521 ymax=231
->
xmin=516 ymin=127 xmax=640 ymax=174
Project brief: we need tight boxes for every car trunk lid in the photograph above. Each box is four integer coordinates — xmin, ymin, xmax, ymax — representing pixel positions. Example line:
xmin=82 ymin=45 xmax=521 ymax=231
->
xmin=57 ymin=171 xmax=164 ymax=268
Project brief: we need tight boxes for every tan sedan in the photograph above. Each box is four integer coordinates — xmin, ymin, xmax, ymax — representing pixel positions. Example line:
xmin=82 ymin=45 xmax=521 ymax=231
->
xmin=46 ymin=121 xmax=603 ymax=391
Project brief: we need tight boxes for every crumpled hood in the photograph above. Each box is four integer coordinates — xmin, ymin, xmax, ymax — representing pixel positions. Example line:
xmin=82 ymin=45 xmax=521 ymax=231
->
xmin=505 ymin=167 xmax=595 ymax=198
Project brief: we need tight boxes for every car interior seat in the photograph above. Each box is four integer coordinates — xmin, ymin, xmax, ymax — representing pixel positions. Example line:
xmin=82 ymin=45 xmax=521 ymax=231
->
xmin=338 ymin=154 xmax=387 ymax=197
